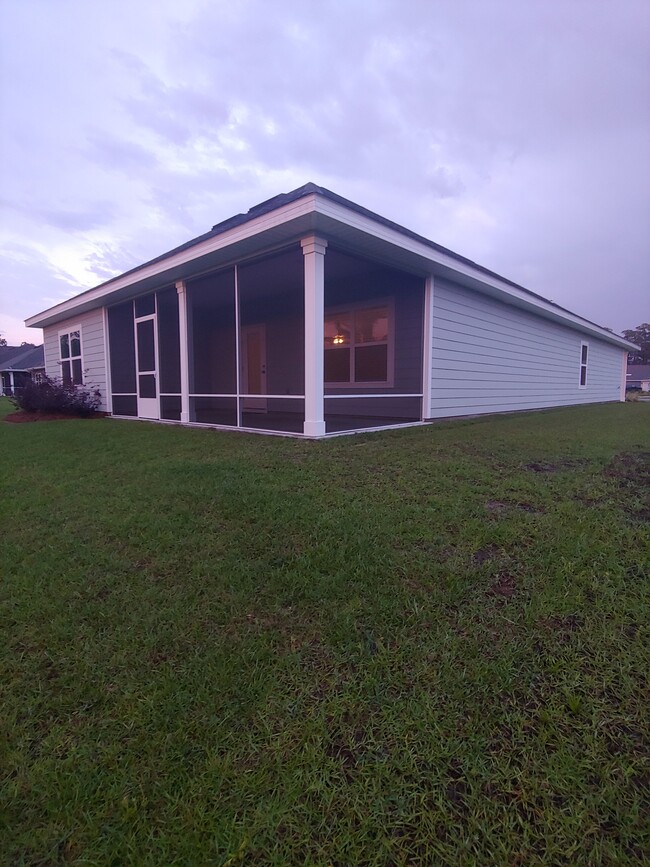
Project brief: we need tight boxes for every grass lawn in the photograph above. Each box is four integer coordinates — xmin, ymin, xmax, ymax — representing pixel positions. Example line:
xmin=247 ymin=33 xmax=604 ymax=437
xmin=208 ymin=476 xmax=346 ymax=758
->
xmin=1 ymin=398 xmax=649 ymax=865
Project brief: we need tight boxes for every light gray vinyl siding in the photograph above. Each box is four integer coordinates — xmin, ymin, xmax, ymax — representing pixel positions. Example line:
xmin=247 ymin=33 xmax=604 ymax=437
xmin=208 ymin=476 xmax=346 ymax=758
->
xmin=429 ymin=280 xmax=624 ymax=419
xmin=43 ymin=308 xmax=108 ymax=410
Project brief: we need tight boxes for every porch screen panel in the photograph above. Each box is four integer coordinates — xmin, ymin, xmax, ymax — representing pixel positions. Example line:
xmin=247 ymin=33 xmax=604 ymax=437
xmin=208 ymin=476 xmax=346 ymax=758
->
xmin=187 ymin=268 xmax=236 ymax=398
xmin=324 ymin=252 xmax=425 ymax=396
xmin=157 ymin=287 xmax=181 ymax=420
xmin=238 ymin=247 xmax=305 ymax=397
xmin=191 ymin=396 xmax=237 ymax=426
xmin=112 ymin=395 xmax=137 ymax=416
xmin=108 ymin=301 xmax=136 ymax=411
xmin=325 ymin=396 xmax=421 ymax=433
xmin=160 ymin=395 xmax=181 ymax=420
xmin=157 ymin=287 xmax=181 ymax=395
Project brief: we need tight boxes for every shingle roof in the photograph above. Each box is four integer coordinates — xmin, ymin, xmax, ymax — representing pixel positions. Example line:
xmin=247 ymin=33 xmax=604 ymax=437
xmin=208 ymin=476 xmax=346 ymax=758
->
xmin=81 ymin=182 xmax=632 ymax=339
xmin=25 ymin=183 xmax=638 ymax=351
xmin=0 ymin=344 xmax=44 ymax=370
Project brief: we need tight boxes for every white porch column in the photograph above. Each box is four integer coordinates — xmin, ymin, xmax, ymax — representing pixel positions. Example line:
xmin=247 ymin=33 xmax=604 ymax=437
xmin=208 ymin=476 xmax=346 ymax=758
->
xmin=176 ymin=280 xmax=190 ymax=423
xmin=9 ymin=371 xmax=15 ymax=395
xmin=421 ymin=274 xmax=435 ymax=420
xmin=301 ymin=235 xmax=328 ymax=437
xmin=620 ymin=349 xmax=627 ymax=402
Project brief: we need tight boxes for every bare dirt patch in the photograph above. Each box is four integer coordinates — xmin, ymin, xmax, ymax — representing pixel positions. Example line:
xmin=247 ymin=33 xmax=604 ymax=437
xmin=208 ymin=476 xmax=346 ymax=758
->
xmin=487 ymin=572 xmax=518 ymax=598
xmin=517 ymin=501 xmax=544 ymax=513
xmin=473 ymin=544 xmax=501 ymax=565
xmin=486 ymin=500 xmax=509 ymax=513
xmin=538 ymin=613 xmax=584 ymax=634
xmin=526 ymin=462 xmax=558 ymax=473
xmin=525 ymin=458 xmax=591 ymax=473
xmin=605 ymin=451 xmax=650 ymax=486
xmin=604 ymin=451 xmax=650 ymax=522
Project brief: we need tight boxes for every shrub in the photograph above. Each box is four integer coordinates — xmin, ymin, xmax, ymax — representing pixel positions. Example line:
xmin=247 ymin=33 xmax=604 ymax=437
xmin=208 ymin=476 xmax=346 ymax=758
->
xmin=10 ymin=376 xmax=101 ymax=416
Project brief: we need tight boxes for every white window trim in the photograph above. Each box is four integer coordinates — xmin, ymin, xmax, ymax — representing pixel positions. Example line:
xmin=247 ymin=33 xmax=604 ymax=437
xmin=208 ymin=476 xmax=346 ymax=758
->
xmin=579 ymin=341 xmax=589 ymax=389
xmin=58 ymin=323 xmax=84 ymax=385
xmin=324 ymin=297 xmax=395 ymax=389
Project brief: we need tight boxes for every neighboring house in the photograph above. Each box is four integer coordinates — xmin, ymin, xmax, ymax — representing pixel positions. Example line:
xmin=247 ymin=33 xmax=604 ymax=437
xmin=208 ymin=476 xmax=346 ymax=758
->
xmin=626 ymin=364 xmax=650 ymax=391
xmin=0 ymin=344 xmax=45 ymax=396
xmin=25 ymin=183 xmax=637 ymax=437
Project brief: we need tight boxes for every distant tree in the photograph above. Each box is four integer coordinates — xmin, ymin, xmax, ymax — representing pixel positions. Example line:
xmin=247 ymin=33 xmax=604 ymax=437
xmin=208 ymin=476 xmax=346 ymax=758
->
xmin=622 ymin=323 xmax=650 ymax=364
xmin=20 ymin=341 xmax=35 ymax=347
xmin=0 ymin=334 xmax=6 ymax=346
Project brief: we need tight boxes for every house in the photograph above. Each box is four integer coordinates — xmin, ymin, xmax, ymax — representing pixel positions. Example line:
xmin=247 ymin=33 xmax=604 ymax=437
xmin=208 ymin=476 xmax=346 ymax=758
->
xmin=626 ymin=364 xmax=650 ymax=392
xmin=25 ymin=183 xmax=637 ymax=437
xmin=0 ymin=344 xmax=45 ymax=396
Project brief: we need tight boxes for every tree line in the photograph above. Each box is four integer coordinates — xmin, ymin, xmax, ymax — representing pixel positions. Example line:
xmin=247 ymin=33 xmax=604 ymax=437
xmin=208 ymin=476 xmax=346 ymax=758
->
xmin=623 ymin=323 xmax=650 ymax=364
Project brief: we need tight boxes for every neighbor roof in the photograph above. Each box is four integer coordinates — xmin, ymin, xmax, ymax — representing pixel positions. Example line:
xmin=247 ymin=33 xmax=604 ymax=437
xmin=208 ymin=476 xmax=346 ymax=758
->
xmin=25 ymin=183 xmax=638 ymax=352
xmin=0 ymin=344 xmax=44 ymax=370
xmin=626 ymin=364 xmax=650 ymax=380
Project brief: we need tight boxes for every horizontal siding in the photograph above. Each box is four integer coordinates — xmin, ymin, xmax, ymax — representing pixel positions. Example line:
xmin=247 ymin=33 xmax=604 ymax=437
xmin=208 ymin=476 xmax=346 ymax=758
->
xmin=429 ymin=280 xmax=624 ymax=419
xmin=43 ymin=309 xmax=108 ymax=411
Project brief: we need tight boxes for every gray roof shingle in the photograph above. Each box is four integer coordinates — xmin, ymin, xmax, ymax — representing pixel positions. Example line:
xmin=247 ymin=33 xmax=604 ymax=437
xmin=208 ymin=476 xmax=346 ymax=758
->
xmin=0 ymin=344 xmax=45 ymax=370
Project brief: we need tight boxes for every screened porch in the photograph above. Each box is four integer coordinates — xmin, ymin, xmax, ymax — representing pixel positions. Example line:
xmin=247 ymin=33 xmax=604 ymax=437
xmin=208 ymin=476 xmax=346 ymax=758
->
xmin=107 ymin=241 xmax=426 ymax=436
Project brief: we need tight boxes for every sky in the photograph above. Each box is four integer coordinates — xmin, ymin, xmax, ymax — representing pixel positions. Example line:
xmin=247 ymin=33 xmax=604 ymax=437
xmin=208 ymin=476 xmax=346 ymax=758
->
xmin=1 ymin=0 xmax=649 ymax=345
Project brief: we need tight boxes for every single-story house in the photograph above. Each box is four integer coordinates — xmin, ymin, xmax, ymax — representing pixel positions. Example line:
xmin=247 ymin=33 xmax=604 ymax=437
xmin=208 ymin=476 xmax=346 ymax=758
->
xmin=0 ymin=344 xmax=45 ymax=396
xmin=626 ymin=364 xmax=650 ymax=391
xmin=26 ymin=183 xmax=637 ymax=437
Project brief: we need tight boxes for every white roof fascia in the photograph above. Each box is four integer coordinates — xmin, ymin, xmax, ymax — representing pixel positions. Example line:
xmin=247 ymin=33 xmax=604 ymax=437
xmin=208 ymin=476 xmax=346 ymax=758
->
xmin=26 ymin=195 xmax=319 ymax=328
xmin=26 ymin=188 xmax=637 ymax=353
xmin=313 ymin=197 xmax=637 ymax=352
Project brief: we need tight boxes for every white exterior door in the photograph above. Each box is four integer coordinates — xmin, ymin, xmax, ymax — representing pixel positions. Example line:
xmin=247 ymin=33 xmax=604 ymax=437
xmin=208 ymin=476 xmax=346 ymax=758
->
xmin=135 ymin=316 xmax=159 ymax=419
xmin=242 ymin=324 xmax=267 ymax=412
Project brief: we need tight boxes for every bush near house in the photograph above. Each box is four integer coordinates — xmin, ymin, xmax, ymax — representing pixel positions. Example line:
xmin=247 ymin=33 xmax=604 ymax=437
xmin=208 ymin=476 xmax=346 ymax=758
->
xmin=10 ymin=375 xmax=101 ymax=416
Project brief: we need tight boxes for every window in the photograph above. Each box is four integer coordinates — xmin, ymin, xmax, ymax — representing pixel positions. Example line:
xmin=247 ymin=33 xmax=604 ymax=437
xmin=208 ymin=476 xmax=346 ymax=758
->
xmin=59 ymin=327 xmax=83 ymax=385
xmin=579 ymin=342 xmax=588 ymax=388
xmin=324 ymin=302 xmax=392 ymax=386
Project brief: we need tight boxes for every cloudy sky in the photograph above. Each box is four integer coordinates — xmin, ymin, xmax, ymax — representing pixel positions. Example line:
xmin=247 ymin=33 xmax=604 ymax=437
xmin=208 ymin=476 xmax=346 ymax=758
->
xmin=1 ymin=0 xmax=648 ymax=345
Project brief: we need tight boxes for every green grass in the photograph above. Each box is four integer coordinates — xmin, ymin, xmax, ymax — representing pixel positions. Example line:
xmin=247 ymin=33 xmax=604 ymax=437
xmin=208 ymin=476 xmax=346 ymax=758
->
xmin=1 ymin=398 xmax=649 ymax=865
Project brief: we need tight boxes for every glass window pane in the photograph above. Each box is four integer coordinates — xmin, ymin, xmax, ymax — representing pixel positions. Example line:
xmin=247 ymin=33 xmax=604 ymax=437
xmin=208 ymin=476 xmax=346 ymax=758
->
xmin=580 ymin=366 xmax=587 ymax=386
xmin=324 ymin=315 xmax=351 ymax=347
xmin=62 ymin=359 xmax=72 ymax=384
xmin=70 ymin=331 xmax=81 ymax=357
xmin=135 ymin=294 xmax=155 ymax=318
xmin=324 ymin=347 xmax=351 ymax=383
xmin=581 ymin=345 xmax=588 ymax=365
xmin=60 ymin=334 xmax=70 ymax=359
xmin=355 ymin=344 xmax=388 ymax=382
xmin=137 ymin=319 xmax=156 ymax=371
xmin=355 ymin=307 xmax=388 ymax=344
xmin=72 ymin=359 xmax=83 ymax=385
